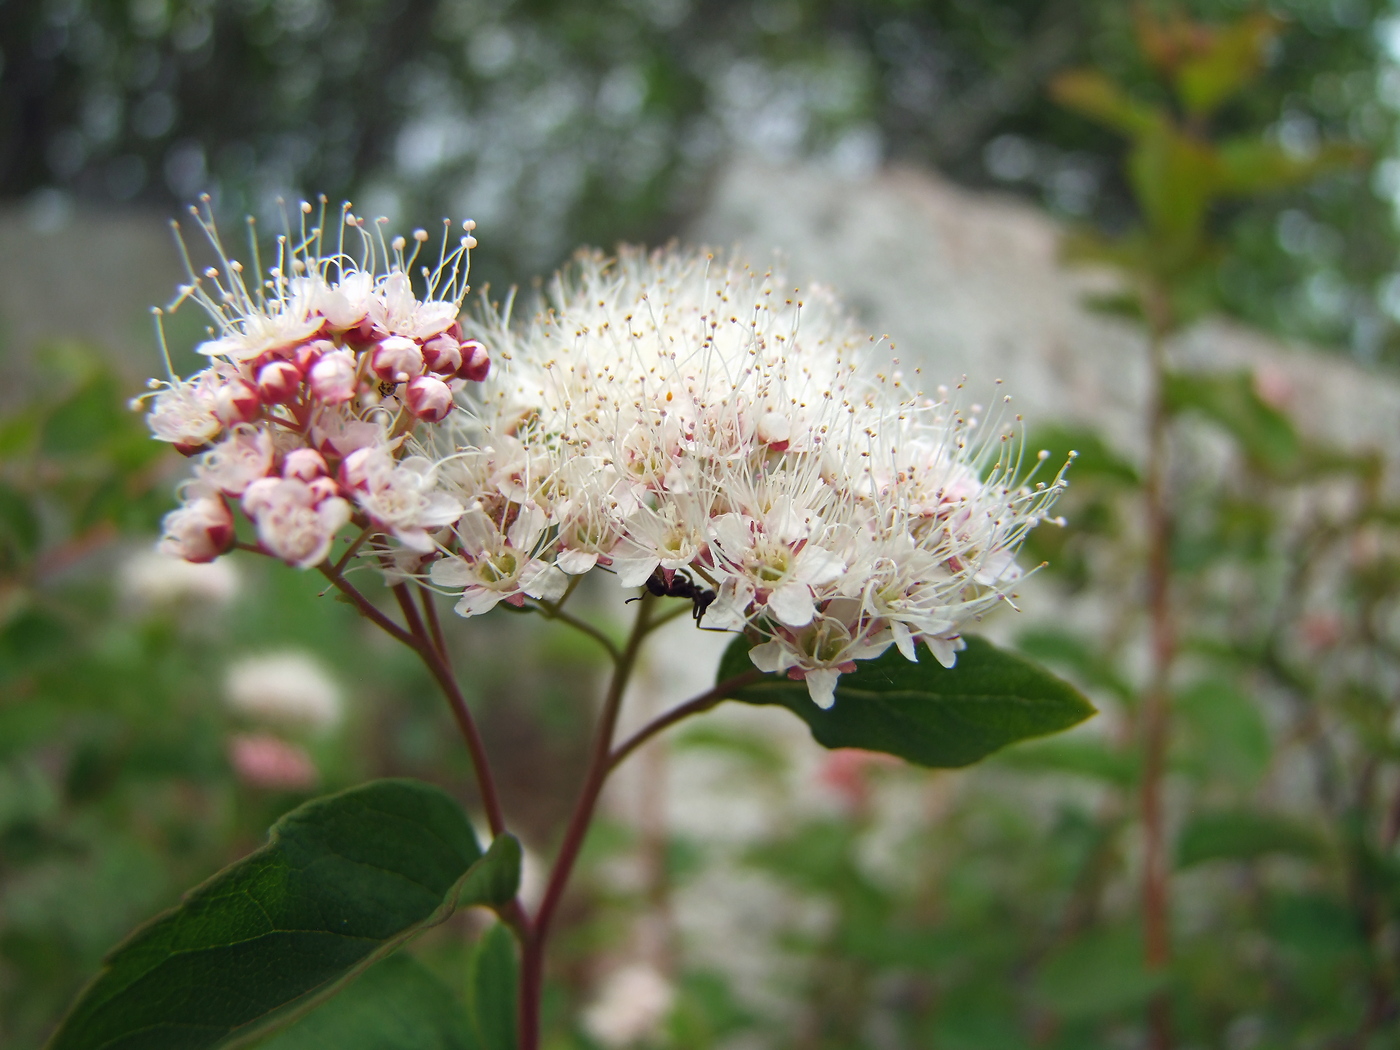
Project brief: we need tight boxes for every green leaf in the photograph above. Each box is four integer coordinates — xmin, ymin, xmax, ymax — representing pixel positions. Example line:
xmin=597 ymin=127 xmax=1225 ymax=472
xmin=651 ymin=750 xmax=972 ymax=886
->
xmin=716 ymin=635 xmax=1095 ymax=768
xmin=467 ymin=924 xmax=518 ymax=1050
xmin=996 ymin=737 xmax=1138 ymax=787
xmin=1164 ymin=370 xmax=1300 ymax=473
xmin=256 ymin=954 xmax=473 ymax=1050
xmin=1174 ymin=680 xmax=1271 ymax=788
xmin=1177 ymin=810 xmax=1325 ymax=869
xmin=1032 ymin=926 xmax=1165 ymax=1019
xmin=1174 ymin=14 xmax=1278 ymax=117
xmin=1050 ymin=70 xmax=1160 ymax=136
xmin=0 ymin=481 xmax=41 ymax=561
xmin=1216 ymin=138 xmax=1364 ymax=196
xmin=47 ymin=779 xmax=521 ymax=1050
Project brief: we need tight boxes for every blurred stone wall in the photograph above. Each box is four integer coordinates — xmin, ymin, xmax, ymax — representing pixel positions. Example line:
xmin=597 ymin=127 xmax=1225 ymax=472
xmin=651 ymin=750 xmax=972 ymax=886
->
xmin=0 ymin=199 xmax=183 ymax=408
xmin=687 ymin=160 xmax=1400 ymax=461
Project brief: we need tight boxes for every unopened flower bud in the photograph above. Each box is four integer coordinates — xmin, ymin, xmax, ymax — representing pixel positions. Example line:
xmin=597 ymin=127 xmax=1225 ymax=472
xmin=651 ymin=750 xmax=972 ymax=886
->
xmin=371 ymin=336 xmax=423 ymax=383
xmin=308 ymin=476 xmax=342 ymax=503
xmin=256 ymin=359 xmax=302 ymax=404
xmin=756 ymin=411 xmax=791 ymax=451
xmin=421 ymin=334 xmax=463 ymax=376
xmin=158 ymin=488 xmax=235 ymax=563
xmin=294 ymin=339 xmax=335 ymax=373
xmin=308 ymin=350 xmax=358 ymax=404
xmin=458 ymin=339 xmax=490 ymax=382
xmin=282 ymin=448 xmax=328 ymax=481
xmin=405 ymin=375 xmax=454 ymax=422
xmin=214 ymin=378 xmax=261 ymax=425
xmin=343 ymin=317 xmax=384 ymax=349
xmin=338 ymin=446 xmax=376 ymax=492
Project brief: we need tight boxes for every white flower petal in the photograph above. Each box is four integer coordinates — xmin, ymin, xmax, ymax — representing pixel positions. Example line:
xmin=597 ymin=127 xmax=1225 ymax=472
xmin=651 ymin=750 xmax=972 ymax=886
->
xmin=747 ymin=640 xmax=792 ymax=674
xmin=454 ymin=587 xmax=503 ymax=618
xmin=429 ymin=556 xmax=475 ymax=586
xmin=521 ymin=561 xmax=568 ymax=602
xmin=556 ymin=548 xmax=600 ymax=575
xmin=767 ymin=583 xmax=816 ymax=627
xmin=794 ymin=545 xmax=845 ymax=586
xmin=805 ymin=668 xmax=841 ymax=709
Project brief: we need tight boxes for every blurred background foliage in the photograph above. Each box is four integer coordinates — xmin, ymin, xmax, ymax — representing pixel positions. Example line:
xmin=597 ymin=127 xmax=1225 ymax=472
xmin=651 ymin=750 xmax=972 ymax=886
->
xmin=3 ymin=1 xmax=1400 ymax=1048
xmin=3 ymin=0 xmax=1400 ymax=359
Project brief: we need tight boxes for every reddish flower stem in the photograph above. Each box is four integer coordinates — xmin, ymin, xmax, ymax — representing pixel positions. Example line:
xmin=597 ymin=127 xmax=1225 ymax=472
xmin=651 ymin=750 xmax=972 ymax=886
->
xmin=517 ymin=595 xmax=654 ymax=1050
xmin=1140 ymin=292 xmax=1176 ymax=1050
xmin=608 ymin=669 xmax=764 ymax=772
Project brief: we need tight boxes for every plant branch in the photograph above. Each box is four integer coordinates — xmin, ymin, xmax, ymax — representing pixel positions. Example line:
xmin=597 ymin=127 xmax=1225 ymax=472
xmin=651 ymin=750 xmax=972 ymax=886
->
xmin=333 ymin=525 xmax=374 ymax=573
xmin=519 ymin=594 xmax=656 ymax=1050
xmin=1140 ymin=290 xmax=1176 ymax=1050
xmin=608 ymin=669 xmax=764 ymax=771
xmin=316 ymin=563 xmax=419 ymax=649
xmin=531 ymin=598 xmax=622 ymax=663
xmin=392 ymin=584 xmax=509 ymax=840
xmin=420 ymin=585 xmax=449 ymax=661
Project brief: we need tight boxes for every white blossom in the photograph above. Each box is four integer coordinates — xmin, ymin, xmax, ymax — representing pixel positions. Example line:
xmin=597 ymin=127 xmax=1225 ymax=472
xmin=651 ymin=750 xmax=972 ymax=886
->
xmin=581 ymin=963 xmax=675 ymax=1048
xmin=224 ymin=650 xmax=343 ymax=732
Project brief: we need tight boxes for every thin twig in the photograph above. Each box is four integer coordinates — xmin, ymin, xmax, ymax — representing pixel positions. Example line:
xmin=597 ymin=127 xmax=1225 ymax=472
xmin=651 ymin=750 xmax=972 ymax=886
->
xmin=420 ymin=585 xmax=449 ymax=661
xmin=333 ymin=525 xmax=374 ymax=574
xmin=317 ymin=563 xmax=419 ymax=649
xmin=519 ymin=595 xmax=656 ymax=1050
xmin=608 ymin=669 xmax=764 ymax=771
xmin=393 ymin=583 xmax=509 ymax=839
xmin=531 ymin=599 xmax=622 ymax=663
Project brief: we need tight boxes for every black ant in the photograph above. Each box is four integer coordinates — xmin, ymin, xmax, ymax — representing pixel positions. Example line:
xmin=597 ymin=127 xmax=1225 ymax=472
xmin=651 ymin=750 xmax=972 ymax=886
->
xmin=627 ymin=567 xmax=717 ymax=624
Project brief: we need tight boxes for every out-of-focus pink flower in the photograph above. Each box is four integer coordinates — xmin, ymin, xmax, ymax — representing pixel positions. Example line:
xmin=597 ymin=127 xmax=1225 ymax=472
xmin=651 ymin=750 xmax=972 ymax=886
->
xmin=1298 ymin=610 xmax=1344 ymax=652
xmin=1253 ymin=365 xmax=1295 ymax=412
xmin=818 ymin=748 xmax=901 ymax=813
xmin=228 ymin=733 xmax=319 ymax=791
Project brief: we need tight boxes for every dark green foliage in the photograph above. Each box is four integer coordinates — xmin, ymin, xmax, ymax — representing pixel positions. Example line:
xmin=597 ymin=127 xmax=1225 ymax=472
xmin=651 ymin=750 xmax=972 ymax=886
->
xmin=1176 ymin=810 xmax=1325 ymax=868
xmin=466 ymin=924 xmax=518 ymax=1050
xmin=256 ymin=955 xmax=473 ymax=1050
xmin=46 ymin=781 xmax=518 ymax=1050
xmin=717 ymin=634 xmax=1095 ymax=768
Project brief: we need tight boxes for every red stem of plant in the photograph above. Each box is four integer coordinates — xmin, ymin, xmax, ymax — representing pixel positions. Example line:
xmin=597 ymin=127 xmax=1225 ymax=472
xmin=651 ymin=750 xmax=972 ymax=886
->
xmin=517 ymin=596 xmax=655 ymax=1050
xmin=316 ymin=560 xmax=508 ymax=840
xmin=608 ymin=670 xmax=764 ymax=772
xmin=1141 ymin=298 xmax=1176 ymax=1050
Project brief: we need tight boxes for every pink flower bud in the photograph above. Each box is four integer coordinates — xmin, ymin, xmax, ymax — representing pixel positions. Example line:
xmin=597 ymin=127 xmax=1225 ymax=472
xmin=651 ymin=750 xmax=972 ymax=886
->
xmin=282 ymin=448 xmax=328 ymax=481
xmin=158 ymin=489 xmax=235 ymax=563
xmin=756 ymin=411 xmax=791 ymax=451
xmin=213 ymin=378 xmax=261 ymax=425
xmin=421 ymin=334 xmax=463 ymax=376
xmin=294 ymin=339 xmax=336 ymax=374
xmin=458 ymin=339 xmax=490 ymax=382
xmin=308 ymin=350 xmax=358 ymax=404
xmin=343 ymin=318 xmax=385 ymax=349
xmin=256 ymin=360 xmax=302 ymax=405
xmin=405 ymin=375 xmax=455 ymax=422
xmin=339 ymin=446 xmax=374 ymax=492
xmin=308 ymin=476 xmax=342 ymax=504
xmin=371 ymin=336 xmax=423 ymax=383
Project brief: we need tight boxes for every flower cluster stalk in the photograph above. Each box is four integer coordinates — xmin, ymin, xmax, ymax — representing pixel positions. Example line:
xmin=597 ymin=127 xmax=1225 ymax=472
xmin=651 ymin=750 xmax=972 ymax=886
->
xmin=1140 ymin=292 xmax=1176 ymax=1050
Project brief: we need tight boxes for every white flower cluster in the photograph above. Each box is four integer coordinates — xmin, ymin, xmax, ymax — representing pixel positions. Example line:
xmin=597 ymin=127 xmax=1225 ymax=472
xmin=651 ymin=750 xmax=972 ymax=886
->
xmin=143 ymin=198 xmax=484 ymax=567
xmin=429 ymin=249 xmax=1067 ymax=706
xmin=148 ymin=207 xmax=1065 ymax=707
